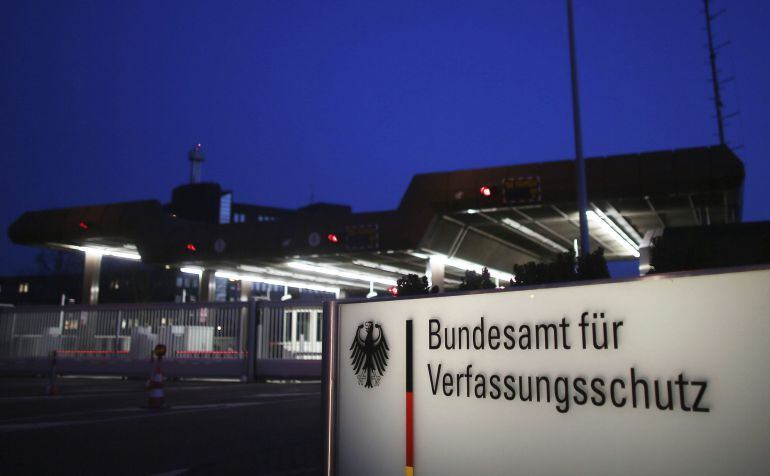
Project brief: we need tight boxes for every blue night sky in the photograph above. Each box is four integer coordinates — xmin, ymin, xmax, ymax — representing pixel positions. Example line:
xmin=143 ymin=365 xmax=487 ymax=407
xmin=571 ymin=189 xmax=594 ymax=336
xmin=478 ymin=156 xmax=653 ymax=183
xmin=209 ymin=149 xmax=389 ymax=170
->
xmin=1 ymin=0 xmax=769 ymax=275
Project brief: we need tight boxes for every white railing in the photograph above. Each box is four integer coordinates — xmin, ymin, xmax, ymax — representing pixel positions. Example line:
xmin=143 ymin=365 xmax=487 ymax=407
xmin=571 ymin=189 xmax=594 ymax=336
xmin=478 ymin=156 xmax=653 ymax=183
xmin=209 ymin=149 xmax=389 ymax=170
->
xmin=0 ymin=300 xmax=324 ymax=378
xmin=0 ymin=302 xmax=248 ymax=360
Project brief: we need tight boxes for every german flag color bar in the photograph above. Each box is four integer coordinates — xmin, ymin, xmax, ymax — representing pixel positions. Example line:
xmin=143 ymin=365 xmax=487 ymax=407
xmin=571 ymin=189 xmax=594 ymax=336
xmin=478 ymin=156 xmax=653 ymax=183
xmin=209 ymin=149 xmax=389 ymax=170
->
xmin=406 ymin=319 xmax=414 ymax=476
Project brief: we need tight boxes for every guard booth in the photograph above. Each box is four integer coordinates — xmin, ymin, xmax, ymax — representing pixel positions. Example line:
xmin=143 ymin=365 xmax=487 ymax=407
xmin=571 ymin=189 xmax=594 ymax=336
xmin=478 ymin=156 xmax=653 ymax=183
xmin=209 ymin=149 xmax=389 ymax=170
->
xmin=261 ymin=306 xmax=323 ymax=360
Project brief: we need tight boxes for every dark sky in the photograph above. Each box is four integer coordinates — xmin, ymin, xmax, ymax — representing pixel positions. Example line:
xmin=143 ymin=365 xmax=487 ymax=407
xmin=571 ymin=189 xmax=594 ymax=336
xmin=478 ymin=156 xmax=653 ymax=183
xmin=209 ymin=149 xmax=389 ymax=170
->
xmin=1 ymin=0 xmax=768 ymax=275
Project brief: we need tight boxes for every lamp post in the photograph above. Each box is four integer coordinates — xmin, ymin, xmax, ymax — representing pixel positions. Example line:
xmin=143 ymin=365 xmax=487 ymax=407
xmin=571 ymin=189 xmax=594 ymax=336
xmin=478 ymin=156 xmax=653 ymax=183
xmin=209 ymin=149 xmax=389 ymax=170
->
xmin=567 ymin=0 xmax=590 ymax=258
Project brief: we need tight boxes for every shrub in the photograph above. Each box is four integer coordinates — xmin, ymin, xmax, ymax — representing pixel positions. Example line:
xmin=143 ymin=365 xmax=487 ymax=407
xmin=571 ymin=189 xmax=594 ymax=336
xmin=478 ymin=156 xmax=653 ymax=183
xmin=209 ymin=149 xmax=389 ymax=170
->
xmin=459 ymin=267 xmax=496 ymax=291
xmin=511 ymin=248 xmax=609 ymax=286
xmin=396 ymin=274 xmax=430 ymax=296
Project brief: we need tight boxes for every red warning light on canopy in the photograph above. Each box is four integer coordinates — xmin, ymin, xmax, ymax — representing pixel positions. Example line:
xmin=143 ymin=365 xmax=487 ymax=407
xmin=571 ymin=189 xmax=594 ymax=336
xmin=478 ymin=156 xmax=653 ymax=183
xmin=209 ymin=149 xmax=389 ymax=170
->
xmin=186 ymin=243 xmax=197 ymax=252
xmin=388 ymin=286 xmax=398 ymax=297
xmin=78 ymin=221 xmax=89 ymax=230
xmin=480 ymin=186 xmax=492 ymax=197
xmin=327 ymin=233 xmax=339 ymax=243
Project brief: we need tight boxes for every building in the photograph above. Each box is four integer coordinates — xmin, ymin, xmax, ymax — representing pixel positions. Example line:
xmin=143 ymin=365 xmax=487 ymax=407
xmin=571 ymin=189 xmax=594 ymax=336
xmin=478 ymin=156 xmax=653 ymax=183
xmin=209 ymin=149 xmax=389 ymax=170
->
xmin=7 ymin=144 xmax=745 ymax=304
xmin=645 ymin=221 xmax=770 ymax=273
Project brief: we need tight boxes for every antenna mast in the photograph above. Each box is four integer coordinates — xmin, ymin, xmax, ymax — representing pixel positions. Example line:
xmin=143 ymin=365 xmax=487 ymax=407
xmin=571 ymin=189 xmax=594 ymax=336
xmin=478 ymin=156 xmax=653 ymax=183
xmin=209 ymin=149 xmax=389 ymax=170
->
xmin=188 ymin=143 xmax=205 ymax=184
xmin=703 ymin=0 xmax=726 ymax=145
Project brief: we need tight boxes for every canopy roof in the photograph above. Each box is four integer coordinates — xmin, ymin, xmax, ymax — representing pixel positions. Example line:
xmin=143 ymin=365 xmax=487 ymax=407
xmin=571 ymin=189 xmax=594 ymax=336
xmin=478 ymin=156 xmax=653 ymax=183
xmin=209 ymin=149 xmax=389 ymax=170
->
xmin=9 ymin=145 xmax=744 ymax=292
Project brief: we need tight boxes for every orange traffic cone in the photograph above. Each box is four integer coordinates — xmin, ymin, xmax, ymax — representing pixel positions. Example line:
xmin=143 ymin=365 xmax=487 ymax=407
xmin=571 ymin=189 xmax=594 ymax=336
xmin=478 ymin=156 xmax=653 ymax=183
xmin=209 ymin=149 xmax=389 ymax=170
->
xmin=146 ymin=359 xmax=165 ymax=408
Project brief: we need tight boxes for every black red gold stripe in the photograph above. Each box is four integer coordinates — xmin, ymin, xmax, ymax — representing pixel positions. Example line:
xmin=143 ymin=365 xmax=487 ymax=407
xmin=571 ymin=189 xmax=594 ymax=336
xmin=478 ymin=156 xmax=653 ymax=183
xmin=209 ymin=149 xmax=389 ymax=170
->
xmin=406 ymin=319 xmax=414 ymax=475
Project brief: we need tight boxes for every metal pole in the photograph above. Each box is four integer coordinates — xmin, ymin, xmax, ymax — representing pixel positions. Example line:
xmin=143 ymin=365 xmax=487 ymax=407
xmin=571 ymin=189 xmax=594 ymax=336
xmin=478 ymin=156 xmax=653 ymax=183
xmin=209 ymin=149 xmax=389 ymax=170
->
xmin=115 ymin=310 xmax=122 ymax=355
xmin=244 ymin=299 xmax=258 ymax=381
xmin=322 ymin=301 xmax=339 ymax=476
xmin=567 ymin=0 xmax=591 ymax=258
xmin=58 ymin=294 xmax=65 ymax=334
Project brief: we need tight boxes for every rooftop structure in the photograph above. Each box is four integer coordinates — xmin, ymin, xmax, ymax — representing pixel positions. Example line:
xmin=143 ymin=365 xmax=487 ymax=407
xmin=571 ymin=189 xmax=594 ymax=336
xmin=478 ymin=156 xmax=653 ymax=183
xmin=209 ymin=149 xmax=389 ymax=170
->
xmin=8 ymin=144 xmax=744 ymax=302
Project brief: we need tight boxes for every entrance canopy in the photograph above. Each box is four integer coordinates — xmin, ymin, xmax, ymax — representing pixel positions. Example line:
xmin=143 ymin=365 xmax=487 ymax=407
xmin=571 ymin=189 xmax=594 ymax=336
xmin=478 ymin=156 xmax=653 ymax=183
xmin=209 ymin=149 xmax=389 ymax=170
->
xmin=9 ymin=145 xmax=744 ymax=294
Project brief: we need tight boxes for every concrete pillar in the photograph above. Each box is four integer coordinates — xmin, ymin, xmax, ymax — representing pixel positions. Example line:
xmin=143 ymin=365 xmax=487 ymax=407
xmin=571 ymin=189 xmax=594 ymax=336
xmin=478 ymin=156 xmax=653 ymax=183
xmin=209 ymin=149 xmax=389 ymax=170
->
xmin=638 ymin=229 xmax=663 ymax=276
xmin=240 ymin=280 xmax=252 ymax=302
xmin=82 ymin=252 xmax=102 ymax=305
xmin=239 ymin=281 xmax=253 ymax=374
xmin=199 ymin=269 xmax=217 ymax=302
xmin=426 ymin=255 xmax=446 ymax=292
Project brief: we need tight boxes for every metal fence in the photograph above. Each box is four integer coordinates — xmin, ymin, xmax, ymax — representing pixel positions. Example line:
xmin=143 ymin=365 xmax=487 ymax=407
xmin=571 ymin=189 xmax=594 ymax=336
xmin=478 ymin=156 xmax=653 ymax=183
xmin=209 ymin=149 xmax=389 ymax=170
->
xmin=0 ymin=302 xmax=249 ymax=360
xmin=0 ymin=300 xmax=323 ymax=379
xmin=258 ymin=305 xmax=323 ymax=360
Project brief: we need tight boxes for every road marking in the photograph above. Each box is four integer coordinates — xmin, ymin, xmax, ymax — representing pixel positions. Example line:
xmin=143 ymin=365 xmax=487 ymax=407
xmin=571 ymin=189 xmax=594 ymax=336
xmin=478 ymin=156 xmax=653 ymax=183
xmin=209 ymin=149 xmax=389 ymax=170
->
xmin=0 ymin=406 xmax=148 ymax=423
xmin=0 ymin=391 xmax=145 ymax=402
xmin=265 ymin=467 xmax=323 ymax=476
xmin=0 ymin=385 xmax=319 ymax=402
xmin=0 ymin=392 xmax=320 ymax=423
xmin=235 ymin=392 xmax=320 ymax=399
xmin=151 ymin=469 xmax=189 ymax=476
xmin=169 ymin=401 xmax=285 ymax=411
xmin=0 ymin=397 xmax=315 ymax=433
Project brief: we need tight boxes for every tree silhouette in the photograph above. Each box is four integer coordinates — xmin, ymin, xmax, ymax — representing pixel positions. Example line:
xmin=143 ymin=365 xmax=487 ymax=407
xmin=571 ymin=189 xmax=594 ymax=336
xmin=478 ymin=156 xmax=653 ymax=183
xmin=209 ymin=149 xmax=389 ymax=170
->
xmin=459 ymin=267 xmax=496 ymax=291
xmin=396 ymin=274 xmax=430 ymax=296
xmin=512 ymin=248 xmax=609 ymax=286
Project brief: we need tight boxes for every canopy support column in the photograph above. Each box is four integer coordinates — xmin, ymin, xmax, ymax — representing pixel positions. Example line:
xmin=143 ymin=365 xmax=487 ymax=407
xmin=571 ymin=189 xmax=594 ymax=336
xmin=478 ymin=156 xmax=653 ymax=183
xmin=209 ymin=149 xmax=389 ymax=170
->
xmin=82 ymin=252 xmax=102 ymax=305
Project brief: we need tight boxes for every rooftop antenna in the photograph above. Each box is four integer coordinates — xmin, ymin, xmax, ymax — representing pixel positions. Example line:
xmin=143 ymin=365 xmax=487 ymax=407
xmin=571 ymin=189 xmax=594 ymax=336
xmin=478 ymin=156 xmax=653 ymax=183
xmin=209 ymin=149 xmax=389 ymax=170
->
xmin=703 ymin=0 xmax=736 ymax=146
xmin=188 ymin=143 xmax=205 ymax=183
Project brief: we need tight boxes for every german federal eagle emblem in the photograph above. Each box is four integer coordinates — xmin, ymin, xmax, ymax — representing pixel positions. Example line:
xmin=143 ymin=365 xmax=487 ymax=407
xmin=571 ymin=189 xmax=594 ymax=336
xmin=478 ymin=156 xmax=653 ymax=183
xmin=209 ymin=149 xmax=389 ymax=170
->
xmin=349 ymin=321 xmax=389 ymax=388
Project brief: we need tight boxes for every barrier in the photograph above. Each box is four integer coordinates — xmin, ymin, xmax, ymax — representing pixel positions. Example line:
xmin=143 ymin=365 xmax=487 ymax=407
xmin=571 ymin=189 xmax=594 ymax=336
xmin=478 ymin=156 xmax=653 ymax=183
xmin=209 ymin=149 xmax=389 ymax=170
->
xmin=0 ymin=300 xmax=324 ymax=379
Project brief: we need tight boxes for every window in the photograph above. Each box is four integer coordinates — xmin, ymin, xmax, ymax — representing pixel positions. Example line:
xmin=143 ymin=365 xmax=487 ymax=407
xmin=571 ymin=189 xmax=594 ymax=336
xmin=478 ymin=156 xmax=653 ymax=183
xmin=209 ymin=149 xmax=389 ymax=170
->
xmin=18 ymin=282 xmax=29 ymax=294
xmin=283 ymin=312 xmax=293 ymax=342
xmin=315 ymin=314 xmax=323 ymax=342
xmin=219 ymin=193 xmax=232 ymax=224
xmin=230 ymin=212 xmax=247 ymax=223
xmin=297 ymin=312 xmax=310 ymax=341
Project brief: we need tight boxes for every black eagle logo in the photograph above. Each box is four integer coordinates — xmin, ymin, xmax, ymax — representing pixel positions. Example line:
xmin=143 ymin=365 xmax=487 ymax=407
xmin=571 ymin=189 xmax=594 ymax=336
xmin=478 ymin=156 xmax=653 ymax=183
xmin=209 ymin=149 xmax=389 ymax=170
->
xmin=349 ymin=321 xmax=390 ymax=388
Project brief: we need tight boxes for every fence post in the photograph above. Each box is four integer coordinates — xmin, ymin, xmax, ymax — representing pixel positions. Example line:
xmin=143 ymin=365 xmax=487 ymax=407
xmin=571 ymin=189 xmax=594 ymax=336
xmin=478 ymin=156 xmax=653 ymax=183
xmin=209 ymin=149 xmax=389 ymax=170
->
xmin=114 ymin=310 xmax=122 ymax=355
xmin=243 ymin=299 xmax=258 ymax=381
xmin=10 ymin=311 xmax=17 ymax=357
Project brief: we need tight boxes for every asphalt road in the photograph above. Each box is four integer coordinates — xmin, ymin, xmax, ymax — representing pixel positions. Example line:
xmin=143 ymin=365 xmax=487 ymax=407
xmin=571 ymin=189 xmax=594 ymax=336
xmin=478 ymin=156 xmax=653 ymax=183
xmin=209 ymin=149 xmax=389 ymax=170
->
xmin=0 ymin=377 xmax=322 ymax=475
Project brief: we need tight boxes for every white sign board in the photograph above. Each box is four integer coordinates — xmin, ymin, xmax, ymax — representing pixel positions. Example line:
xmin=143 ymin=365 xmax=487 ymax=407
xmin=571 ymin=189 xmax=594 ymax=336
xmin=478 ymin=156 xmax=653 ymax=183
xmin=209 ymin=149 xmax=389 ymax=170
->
xmin=326 ymin=267 xmax=770 ymax=475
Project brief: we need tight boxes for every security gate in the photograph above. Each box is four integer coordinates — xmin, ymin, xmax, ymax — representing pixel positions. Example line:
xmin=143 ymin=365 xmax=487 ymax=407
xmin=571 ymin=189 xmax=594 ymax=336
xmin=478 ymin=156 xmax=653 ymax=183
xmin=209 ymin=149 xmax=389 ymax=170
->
xmin=0 ymin=300 xmax=324 ymax=379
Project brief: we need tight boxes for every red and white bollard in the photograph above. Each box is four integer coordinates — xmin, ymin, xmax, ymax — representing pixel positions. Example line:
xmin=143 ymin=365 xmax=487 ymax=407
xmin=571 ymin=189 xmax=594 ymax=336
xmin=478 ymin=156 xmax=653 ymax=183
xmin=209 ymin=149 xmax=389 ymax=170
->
xmin=146 ymin=344 xmax=167 ymax=408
